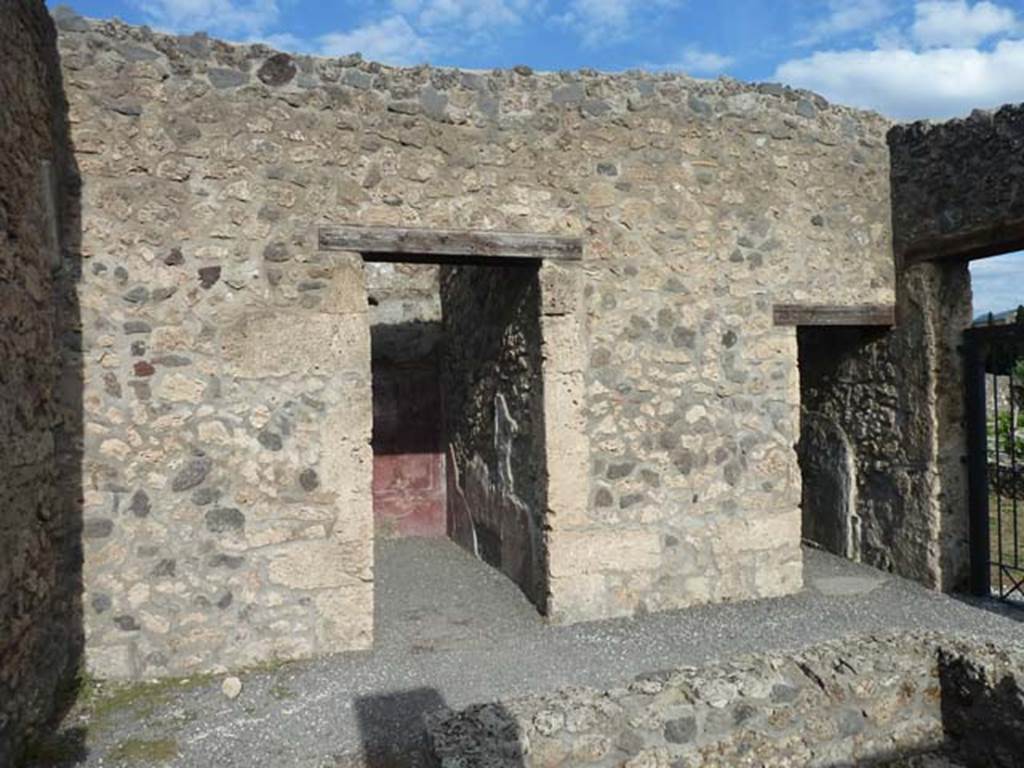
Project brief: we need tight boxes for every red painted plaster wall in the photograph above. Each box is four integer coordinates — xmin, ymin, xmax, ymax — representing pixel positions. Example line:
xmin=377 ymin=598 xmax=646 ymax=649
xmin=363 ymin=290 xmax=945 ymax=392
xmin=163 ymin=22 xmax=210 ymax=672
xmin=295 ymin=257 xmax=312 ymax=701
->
xmin=371 ymin=359 xmax=446 ymax=537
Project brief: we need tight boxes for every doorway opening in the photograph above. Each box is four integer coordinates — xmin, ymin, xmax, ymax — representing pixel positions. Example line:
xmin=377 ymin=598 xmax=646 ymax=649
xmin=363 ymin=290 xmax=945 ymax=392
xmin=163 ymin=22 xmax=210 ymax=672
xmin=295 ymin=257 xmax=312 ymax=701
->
xmin=965 ymin=251 xmax=1024 ymax=603
xmin=321 ymin=224 xmax=584 ymax=634
xmin=778 ymin=303 xmax=902 ymax=574
xmin=365 ymin=259 xmax=548 ymax=606
xmin=796 ymin=326 xmax=889 ymax=562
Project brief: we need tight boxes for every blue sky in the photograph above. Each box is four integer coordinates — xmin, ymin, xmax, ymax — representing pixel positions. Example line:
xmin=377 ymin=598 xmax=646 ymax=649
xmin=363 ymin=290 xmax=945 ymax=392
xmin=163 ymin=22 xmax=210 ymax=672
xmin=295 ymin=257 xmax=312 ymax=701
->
xmin=56 ymin=0 xmax=1024 ymax=313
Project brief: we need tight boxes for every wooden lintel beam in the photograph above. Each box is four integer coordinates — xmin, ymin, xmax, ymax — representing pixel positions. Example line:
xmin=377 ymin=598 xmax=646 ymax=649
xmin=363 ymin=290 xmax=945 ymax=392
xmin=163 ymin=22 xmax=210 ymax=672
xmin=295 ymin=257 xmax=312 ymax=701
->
xmin=773 ymin=303 xmax=896 ymax=327
xmin=897 ymin=215 xmax=1024 ymax=266
xmin=319 ymin=225 xmax=582 ymax=262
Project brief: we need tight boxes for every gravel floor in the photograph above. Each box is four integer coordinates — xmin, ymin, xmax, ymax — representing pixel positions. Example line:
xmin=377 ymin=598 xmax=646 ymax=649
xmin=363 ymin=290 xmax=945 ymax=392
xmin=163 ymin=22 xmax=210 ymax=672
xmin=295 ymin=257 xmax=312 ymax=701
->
xmin=31 ymin=539 xmax=1024 ymax=767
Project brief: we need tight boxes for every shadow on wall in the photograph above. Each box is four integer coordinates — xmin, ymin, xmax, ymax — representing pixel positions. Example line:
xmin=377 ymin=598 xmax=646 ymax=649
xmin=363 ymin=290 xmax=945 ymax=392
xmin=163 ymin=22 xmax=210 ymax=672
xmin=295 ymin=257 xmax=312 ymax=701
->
xmin=361 ymin=689 xmax=525 ymax=768
xmin=369 ymin=321 xmax=448 ymax=538
xmin=0 ymin=1 xmax=85 ymax=762
xmin=370 ymin=321 xmax=444 ymax=457
xmin=938 ymin=648 xmax=1024 ymax=766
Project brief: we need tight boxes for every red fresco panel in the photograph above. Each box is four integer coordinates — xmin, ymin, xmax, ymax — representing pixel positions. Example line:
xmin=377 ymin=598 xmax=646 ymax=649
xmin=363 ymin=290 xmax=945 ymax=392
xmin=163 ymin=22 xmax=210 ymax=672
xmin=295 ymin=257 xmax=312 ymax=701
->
xmin=371 ymin=358 xmax=446 ymax=537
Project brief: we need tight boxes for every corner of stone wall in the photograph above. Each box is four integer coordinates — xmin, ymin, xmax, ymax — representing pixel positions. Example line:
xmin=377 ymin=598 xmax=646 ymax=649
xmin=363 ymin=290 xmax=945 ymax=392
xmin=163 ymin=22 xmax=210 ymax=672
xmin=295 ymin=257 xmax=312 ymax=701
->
xmin=886 ymin=113 xmax=983 ymax=591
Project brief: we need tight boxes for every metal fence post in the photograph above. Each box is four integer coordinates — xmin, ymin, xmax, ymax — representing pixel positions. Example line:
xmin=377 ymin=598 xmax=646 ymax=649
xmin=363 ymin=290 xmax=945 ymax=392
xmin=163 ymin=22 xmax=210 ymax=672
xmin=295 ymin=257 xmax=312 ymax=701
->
xmin=965 ymin=331 xmax=991 ymax=597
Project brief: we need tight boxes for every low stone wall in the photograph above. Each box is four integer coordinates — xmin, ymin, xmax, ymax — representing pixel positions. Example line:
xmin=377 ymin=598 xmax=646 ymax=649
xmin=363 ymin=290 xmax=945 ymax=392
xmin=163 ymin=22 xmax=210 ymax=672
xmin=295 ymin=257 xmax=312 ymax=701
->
xmin=428 ymin=634 xmax=1024 ymax=767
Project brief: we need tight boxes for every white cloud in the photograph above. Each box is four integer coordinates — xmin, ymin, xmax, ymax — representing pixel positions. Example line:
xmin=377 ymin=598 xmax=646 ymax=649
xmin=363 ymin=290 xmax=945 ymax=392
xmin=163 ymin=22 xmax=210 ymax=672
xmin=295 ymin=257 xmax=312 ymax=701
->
xmin=398 ymin=0 xmax=532 ymax=32
xmin=135 ymin=0 xmax=280 ymax=37
xmin=556 ymin=0 xmax=678 ymax=47
xmin=302 ymin=0 xmax=537 ymax=65
xmin=249 ymin=31 xmax=306 ymax=50
xmin=801 ymin=0 xmax=896 ymax=45
xmin=318 ymin=16 xmax=434 ymax=65
xmin=912 ymin=0 xmax=1018 ymax=48
xmin=667 ymin=46 xmax=734 ymax=75
xmin=776 ymin=38 xmax=1024 ymax=119
xmin=970 ymin=252 xmax=1024 ymax=316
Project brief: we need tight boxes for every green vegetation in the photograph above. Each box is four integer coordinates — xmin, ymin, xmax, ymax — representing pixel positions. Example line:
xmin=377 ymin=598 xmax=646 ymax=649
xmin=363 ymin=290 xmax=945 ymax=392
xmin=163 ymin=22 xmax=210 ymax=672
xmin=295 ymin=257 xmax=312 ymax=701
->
xmin=84 ymin=673 xmax=215 ymax=725
xmin=107 ymin=737 xmax=179 ymax=763
xmin=994 ymin=412 xmax=1024 ymax=457
xmin=20 ymin=729 xmax=88 ymax=767
xmin=990 ymin=494 xmax=1024 ymax=591
xmin=989 ymin=359 xmax=1024 ymax=456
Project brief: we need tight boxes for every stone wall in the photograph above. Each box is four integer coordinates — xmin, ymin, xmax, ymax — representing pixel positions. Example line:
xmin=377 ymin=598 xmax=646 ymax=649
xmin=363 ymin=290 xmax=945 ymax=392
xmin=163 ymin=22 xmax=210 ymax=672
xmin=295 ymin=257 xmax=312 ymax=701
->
xmin=0 ymin=1 xmax=80 ymax=761
xmin=879 ymin=110 xmax=1024 ymax=590
xmin=890 ymin=105 xmax=1024 ymax=262
xmin=57 ymin=10 xmax=896 ymax=675
xmin=790 ymin=107 xmax=1010 ymax=592
xmin=441 ymin=263 xmax=548 ymax=606
xmin=58 ymin=8 xmax=375 ymax=678
xmin=428 ymin=633 xmax=1024 ymax=767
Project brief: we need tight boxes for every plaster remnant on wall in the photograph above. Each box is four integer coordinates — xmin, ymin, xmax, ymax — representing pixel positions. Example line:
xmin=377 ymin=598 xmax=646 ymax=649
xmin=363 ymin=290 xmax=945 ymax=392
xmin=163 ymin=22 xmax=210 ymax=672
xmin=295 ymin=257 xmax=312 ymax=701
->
xmin=494 ymin=393 xmax=520 ymax=494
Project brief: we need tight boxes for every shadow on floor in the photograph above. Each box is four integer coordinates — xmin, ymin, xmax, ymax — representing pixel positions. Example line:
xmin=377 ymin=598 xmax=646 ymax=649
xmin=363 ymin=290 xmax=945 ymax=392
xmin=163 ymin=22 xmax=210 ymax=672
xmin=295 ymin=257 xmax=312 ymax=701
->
xmin=352 ymin=687 xmax=445 ymax=767
xmin=951 ymin=593 xmax=1024 ymax=623
xmin=353 ymin=689 xmax=525 ymax=768
xmin=18 ymin=726 xmax=88 ymax=768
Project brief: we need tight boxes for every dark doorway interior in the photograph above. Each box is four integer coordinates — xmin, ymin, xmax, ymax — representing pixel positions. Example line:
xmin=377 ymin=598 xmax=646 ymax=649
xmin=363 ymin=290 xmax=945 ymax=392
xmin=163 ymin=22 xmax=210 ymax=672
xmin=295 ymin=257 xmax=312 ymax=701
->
xmin=368 ymin=264 xmax=447 ymax=539
xmin=796 ymin=325 xmax=894 ymax=563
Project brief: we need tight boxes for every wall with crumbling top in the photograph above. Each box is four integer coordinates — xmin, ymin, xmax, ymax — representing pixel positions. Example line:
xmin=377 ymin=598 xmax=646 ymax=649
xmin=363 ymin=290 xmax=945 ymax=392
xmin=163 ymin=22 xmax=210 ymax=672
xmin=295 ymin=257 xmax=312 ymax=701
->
xmin=790 ymin=109 xmax=1015 ymax=593
xmin=0 ymin=1 xmax=80 ymax=761
xmin=891 ymin=106 xmax=1024 ymax=262
xmin=428 ymin=633 xmax=1024 ymax=767
xmin=885 ymin=107 xmax=1024 ymax=590
xmin=56 ymin=7 xmax=897 ymax=674
xmin=885 ymin=108 xmax=1024 ymax=591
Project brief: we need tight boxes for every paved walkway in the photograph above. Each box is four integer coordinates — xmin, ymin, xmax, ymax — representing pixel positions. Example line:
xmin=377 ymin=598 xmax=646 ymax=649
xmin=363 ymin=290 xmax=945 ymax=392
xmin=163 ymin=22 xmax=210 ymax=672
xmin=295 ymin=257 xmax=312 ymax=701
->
xmin=39 ymin=539 xmax=1024 ymax=767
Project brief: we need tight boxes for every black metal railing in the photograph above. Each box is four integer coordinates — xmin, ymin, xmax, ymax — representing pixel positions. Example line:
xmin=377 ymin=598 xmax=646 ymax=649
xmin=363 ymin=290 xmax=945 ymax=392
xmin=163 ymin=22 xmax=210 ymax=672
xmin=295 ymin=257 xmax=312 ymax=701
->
xmin=966 ymin=317 xmax=1024 ymax=603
